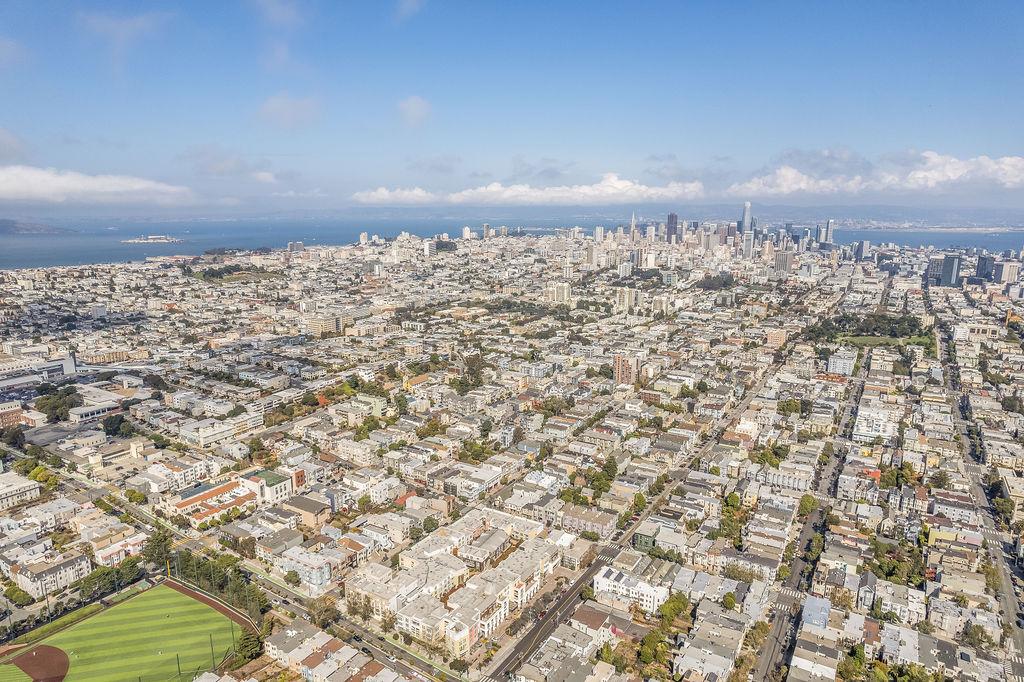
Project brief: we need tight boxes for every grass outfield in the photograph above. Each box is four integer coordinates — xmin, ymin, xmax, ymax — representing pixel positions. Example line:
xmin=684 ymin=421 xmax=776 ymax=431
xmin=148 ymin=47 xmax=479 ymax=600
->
xmin=0 ymin=584 xmax=240 ymax=682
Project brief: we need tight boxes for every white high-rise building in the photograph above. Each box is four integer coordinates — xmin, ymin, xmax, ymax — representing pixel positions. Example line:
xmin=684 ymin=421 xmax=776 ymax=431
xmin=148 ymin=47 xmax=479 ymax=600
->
xmin=995 ymin=260 xmax=1021 ymax=284
xmin=549 ymin=282 xmax=571 ymax=304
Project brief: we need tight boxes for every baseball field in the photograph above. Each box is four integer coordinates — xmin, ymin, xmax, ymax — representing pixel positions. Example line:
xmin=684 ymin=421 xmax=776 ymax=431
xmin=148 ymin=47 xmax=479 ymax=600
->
xmin=0 ymin=581 xmax=247 ymax=682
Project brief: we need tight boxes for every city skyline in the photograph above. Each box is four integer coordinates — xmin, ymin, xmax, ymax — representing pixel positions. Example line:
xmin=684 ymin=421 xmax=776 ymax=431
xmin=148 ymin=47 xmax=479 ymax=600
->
xmin=1 ymin=1 xmax=1023 ymax=217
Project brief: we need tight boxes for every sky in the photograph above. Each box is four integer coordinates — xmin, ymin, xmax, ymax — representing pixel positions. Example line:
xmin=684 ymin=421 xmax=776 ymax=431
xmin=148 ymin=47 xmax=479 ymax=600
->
xmin=0 ymin=0 xmax=1023 ymax=216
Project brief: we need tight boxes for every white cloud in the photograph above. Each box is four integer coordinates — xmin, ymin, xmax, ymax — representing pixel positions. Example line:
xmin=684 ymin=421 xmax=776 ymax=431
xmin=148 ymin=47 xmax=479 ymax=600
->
xmin=353 ymin=186 xmax=439 ymax=204
xmin=251 ymin=171 xmax=278 ymax=184
xmin=395 ymin=0 xmax=425 ymax=21
xmin=272 ymin=188 xmax=326 ymax=198
xmin=0 ymin=165 xmax=191 ymax=205
xmin=727 ymin=166 xmax=869 ymax=197
xmin=398 ymin=95 xmax=431 ymax=127
xmin=259 ymin=92 xmax=320 ymax=128
xmin=79 ymin=11 xmax=170 ymax=65
xmin=728 ymin=150 xmax=1024 ymax=197
xmin=353 ymin=173 xmax=705 ymax=206
xmin=899 ymin=151 xmax=1024 ymax=190
xmin=0 ymin=37 xmax=23 ymax=68
xmin=0 ymin=128 xmax=27 ymax=163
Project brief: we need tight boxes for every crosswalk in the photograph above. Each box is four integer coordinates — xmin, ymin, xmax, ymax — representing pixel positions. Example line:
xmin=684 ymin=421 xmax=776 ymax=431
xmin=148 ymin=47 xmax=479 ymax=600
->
xmin=775 ymin=587 xmax=805 ymax=603
xmin=1004 ymin=656 xmax=1024 ymax=682
xmin=981 ymin=527 xmax=1006 ymax=541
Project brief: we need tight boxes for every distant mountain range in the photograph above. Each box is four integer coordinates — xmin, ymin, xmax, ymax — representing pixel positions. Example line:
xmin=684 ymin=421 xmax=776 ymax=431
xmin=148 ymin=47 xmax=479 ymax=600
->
xmin=0 ymin=219 xmax=75 ymax=235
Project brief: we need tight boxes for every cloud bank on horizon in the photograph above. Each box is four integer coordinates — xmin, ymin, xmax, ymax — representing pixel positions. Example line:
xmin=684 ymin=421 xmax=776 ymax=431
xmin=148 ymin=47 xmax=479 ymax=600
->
xmin=0 ymin=165 xmax=191 ymax=205
xmin=0 ymin=149 xmax=1021 ymax=208
xmin=352 ymin=151 xmax=1024 ymax=207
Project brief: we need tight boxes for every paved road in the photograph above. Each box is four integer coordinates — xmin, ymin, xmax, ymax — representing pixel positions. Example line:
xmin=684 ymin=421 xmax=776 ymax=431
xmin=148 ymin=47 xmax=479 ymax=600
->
xmin=751 ymin=352 xmax=864 ymax=681
xmin=490 ymin=548 xmax=615 ymax=679
xmin=934 ymin=329 xmax=1024 ymax=656
xmin=489 ymin=355 xmax=788 ymax=679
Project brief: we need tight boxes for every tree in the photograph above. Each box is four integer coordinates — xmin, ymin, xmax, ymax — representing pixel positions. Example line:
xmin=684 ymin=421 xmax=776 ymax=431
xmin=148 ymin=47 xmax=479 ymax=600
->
xmin=0 ymin=426 xmax=25 ymax=449
xmin=962 ymin=623 xmax=996 ymax=651
xmin=4 ymin=585 xmax=32 ymax=607
xmin=602 ymin=455 xmax=618 ymax=479
xmin=928 ymin=470 xmax=950 ymax=490
xmin=837 ymin=644 xmax=867 ymax=682
xmin=284 ymin=570 xmax=301 ymax=586
xmin=633 ymin=493 xmax=646 ymax=513
xmin=743 ymin=621 xmax=771 ymax=651
xmin=410 ymin=526 xmax=423 ymax=541
xmin=994 ymin=497 xmax=1015 ymax=525
xmin=423 ymin=517 xmax=439 ymax=533
xmin=143 ymin=374 xmax=169 ymax=390
xmin=35 ymin=386 xmax=83 ymax=422
xmin=722 ymin=592 xmax=737 ymax=610
xmin=381 ymin=611 xmax=396 ymax=633
xmin=125 ymin=489 xmax=147 ymax=505
xmin=101 ymin=414 xmax=134 ymax=437
xmin=308 ymin=596 xmax=339 ymax=628
xmin=656 ymin=592 xmax=690 ymax=624
xmin=450 ymin=659 xmax=469 ymax=673
xmin=805 ymin=533 xmax=824 ymax=563
xmin=581 ymin=586 xmax=595 ymax=601
xmin=116 ymin=556 xmax=141 ymax=586
xmin=236 ymin=630 xmax=262 ymax=663
xmin=798 ymin=494 xmax=819 ymax=517
xmin=142 ymin=528 xmax=172 ymax=567
xmin=357 ymin=495 xmax=371 ymax=512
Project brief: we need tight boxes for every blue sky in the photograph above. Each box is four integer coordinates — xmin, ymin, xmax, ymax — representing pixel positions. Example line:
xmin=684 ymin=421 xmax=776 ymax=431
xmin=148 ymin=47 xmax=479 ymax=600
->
xmin=0 ymin=0 xmax=1023 ymax=214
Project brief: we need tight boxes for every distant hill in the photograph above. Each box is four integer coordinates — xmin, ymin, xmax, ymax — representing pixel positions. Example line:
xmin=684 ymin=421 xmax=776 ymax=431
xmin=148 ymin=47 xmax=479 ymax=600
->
xmin=0 ymin=219 xmax=74 ymax=235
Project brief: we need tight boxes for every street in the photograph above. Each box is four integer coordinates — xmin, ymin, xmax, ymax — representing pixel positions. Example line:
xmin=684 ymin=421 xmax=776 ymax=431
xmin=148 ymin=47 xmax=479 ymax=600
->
xmin=751 ymin=351 xmax=865 ymax=681
xmin=489 ymin=354 xmax=787 ymax=679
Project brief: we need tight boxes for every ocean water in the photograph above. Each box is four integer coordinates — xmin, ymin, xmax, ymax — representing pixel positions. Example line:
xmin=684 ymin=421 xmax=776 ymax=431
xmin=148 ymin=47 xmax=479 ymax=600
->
xmin=0 ymin=219 xmax=455 ymax=270
xmin=2 ymin=220 xmax=1024 ymax=270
